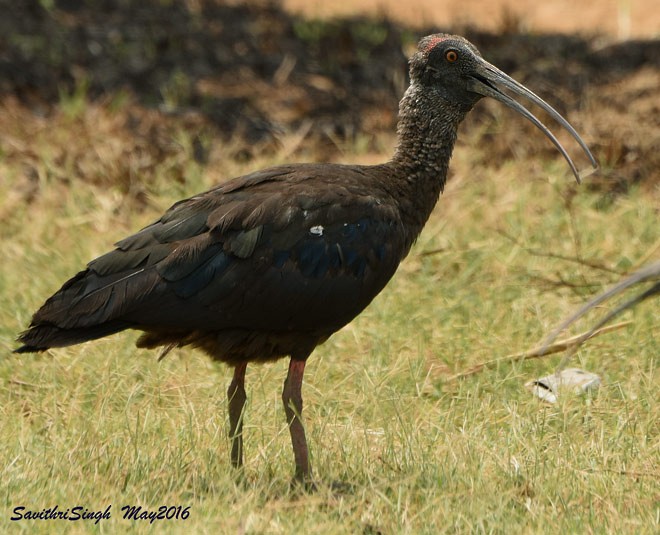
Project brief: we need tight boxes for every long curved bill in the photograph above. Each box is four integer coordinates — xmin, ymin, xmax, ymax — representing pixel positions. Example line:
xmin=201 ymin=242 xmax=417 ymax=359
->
xmin=467 ymin=59 xmax=598 ymax=184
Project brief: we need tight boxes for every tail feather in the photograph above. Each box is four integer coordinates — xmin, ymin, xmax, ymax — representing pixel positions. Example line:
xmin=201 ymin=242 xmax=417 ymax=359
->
xmin=15 ymin=321 xmax=132 ymax=353
xmin=15 ymin=266 xmax=161 ymax=353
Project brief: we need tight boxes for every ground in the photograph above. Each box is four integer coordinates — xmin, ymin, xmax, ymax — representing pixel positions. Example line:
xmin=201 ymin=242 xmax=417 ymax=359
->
xmin=1 ymin=0 xmax=658 ymax=196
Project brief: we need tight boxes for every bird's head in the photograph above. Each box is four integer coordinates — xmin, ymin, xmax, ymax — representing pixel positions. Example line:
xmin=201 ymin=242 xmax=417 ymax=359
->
xmin=410 ymin=34 xmax=598 ymax=183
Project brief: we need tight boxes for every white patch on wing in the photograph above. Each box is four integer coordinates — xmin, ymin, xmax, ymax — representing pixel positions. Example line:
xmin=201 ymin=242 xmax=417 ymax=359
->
xmin=309 ymin=225 xmax=324 ymax=236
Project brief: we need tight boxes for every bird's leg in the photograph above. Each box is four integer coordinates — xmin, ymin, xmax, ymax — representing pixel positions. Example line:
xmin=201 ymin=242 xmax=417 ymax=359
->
xmin=282 ymin=357 xmax=313 ymax=485
xmin=227 ymin=362 xmax=248 ymax=470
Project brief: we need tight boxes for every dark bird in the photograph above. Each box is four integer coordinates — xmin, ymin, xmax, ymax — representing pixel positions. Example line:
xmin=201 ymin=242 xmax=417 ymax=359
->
xmin=16 ymin=34 xmax=597 ymax=484
xmin=543 ymin=260 xmax=660 ymax=348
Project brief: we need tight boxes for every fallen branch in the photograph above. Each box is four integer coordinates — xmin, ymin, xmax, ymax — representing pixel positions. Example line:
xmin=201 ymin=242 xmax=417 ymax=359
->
xmin=573 ymin=466 xmax=660 ymax=479
xmin=446 ymin=321 xmax=631 ymax=382
xmin=8 ymin=378 xmax=49 ymax=389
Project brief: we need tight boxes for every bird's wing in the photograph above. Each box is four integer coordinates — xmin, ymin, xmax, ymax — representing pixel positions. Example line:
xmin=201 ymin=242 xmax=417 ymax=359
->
xmin=18 ymin=164 xmax=404 ymax=349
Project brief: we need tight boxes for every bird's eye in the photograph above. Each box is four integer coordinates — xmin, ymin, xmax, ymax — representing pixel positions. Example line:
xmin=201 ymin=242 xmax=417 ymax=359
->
xmin=445 ymin=50 xmax=458 ymax=63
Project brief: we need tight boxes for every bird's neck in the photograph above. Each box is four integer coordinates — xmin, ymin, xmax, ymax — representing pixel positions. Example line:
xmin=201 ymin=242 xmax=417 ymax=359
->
xmin=385 ymin=83 xmax=465 ymax=247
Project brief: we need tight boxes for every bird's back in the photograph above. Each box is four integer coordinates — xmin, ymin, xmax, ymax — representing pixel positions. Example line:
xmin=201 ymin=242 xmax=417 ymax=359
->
xmin=17 ymin=163 xmax=410 ymax=363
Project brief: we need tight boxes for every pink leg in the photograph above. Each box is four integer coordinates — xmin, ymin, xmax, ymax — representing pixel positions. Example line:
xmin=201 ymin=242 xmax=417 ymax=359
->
xmin=227 ymin=362 xmax=248 ymax=469
xmin=282 ymin=358 xmax=313 ymax=483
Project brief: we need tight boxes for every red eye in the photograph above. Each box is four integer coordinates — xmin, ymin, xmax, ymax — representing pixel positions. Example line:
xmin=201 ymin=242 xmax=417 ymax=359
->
xmin=445 ymin=50 xmax=458 ymax=62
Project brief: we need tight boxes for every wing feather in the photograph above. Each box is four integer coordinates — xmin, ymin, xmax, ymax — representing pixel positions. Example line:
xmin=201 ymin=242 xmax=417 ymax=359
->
xmin=17 ymin=163 xmax=407 ymax=353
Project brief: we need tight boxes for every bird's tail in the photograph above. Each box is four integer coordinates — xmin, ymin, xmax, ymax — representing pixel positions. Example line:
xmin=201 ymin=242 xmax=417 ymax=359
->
xmin=15 ymin=322 xmax=131 ymax=353
xmin=15 ymin=266 xmax=160 ymax=353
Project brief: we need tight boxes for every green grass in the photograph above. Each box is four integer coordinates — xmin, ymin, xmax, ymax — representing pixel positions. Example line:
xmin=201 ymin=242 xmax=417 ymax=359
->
xmin=0 ymin=105 xmax=658 ymax=533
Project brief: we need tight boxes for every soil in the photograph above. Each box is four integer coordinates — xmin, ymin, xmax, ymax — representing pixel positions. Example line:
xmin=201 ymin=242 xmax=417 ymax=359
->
xmin=0 ymin=0 xmax=658 ymax=196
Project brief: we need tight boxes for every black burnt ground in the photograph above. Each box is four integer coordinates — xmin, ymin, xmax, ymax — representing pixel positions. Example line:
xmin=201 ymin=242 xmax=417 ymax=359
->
xmin=1 ymin=1 xmax=658 ymax=190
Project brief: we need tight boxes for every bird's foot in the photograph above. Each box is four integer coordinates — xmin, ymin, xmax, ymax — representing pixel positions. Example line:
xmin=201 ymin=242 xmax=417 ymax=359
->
xmin=289 ymin=476 xmax=357 ymax=496
xmin=230 ymin=466 xmax=250 ymax=489
xmin=328 ymin=480 xmax=356 ymax=495
xmin=289 ymin=474 xmax=317 ymax=493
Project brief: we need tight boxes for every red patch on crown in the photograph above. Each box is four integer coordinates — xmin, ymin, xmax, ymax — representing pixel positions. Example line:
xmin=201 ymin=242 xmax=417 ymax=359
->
xmin=422 ymin=35 xmax=449 ymax=53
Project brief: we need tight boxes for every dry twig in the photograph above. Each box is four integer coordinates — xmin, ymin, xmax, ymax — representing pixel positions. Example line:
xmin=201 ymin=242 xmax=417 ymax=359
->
xmin=446 ymin=321 xmax=631 ymax=382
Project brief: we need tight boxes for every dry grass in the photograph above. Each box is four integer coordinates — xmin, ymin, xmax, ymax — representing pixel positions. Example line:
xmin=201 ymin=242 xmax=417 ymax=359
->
xmin=0 ymin=91 xmax=658 ymax=533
